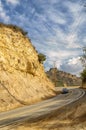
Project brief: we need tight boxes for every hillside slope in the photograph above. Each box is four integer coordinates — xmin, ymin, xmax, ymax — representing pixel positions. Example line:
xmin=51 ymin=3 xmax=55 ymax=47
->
xmin=0 ymin=23 xmax=55 ymax=112
xmin=46 ymin=68 xmax=81 ymax=87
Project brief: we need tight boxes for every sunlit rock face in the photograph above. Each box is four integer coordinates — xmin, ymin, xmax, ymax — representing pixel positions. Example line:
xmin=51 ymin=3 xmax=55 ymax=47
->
xmin=0 ymin=23 xmax=55 ymax=111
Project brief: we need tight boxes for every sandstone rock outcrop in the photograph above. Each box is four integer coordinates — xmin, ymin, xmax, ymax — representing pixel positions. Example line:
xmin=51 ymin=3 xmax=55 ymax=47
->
xmin=0 ymin=23 xmax=55 ymax=112
xmin=46 ymin=68 xmax=82 ymax=87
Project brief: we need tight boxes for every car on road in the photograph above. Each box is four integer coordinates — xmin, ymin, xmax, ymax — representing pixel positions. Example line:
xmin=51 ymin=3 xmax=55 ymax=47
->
xmin=61 ymin=88 xmax=69 ymax=94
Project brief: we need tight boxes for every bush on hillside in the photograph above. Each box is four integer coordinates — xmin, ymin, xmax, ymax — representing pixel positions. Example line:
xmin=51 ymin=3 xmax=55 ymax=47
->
xmin=38 ymin=53 xmax=46 ymax=64
xmin=80 ymin=69 xmax=86 ymax=82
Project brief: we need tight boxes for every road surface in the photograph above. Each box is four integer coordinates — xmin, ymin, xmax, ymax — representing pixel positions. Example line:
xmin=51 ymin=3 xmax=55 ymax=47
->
xmin=0 ymin=88 xmax=85 ymax=128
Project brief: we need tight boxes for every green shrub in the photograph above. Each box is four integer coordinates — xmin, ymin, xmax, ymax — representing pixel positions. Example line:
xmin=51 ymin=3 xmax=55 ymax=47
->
xmin=38 ymin=53 xmax=46 ymax=63
xmin=80 ymin=46 xmax=86 ymax=68
xmin=81 ymin=69 xmax=86 ymax=82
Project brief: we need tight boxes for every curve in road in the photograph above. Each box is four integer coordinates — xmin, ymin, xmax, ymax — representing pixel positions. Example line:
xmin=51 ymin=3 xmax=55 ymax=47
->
xmin=0 ymin=88 xmax=85 ymax=128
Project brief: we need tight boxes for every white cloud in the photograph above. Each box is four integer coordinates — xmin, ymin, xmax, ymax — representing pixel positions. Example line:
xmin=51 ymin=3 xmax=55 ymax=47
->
xmin=66 ymin=34 xmax=81 ymax=48
xmin=44 ymin=59 xmax=62 ymax=71
xmin=68 ymin=57 xmax=81 ymax=65
xmin=61 ymin=57 xmax=83 ymax=76
xmin=48 ymin=12 xmax=66 ymax=24
xmin=55 ymin=60 xmax=62 ymax=69
xmin=44 ymin=49 xmax=83 ymax=76
xmin=0 ymin=0 xmax=85 ymax=76
xmin=6 ymin=0 xmax=20 ymax=5
xmin=28 ymin=0 xmax=85 ymax=75
xmin=0 ymin=1 xmax=10 ymax=22
xmin=49 ymin=0 xmax=59 ymax=4
xmin=45 ymin=7 xmax=66 ymax=24
xmin=46 ymin=50 xmax=79 ymax=60
xmin=63 ymin=1 xmax=85 ymax=49
xmin=83 ymin=38 xmax=86 ymax=43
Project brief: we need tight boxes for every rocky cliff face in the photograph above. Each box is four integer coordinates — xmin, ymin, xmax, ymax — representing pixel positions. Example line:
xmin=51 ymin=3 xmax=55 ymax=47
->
xmin=0 ymin=23 xmax=55 ymax=111
xmin=46 ymin=68 xmax=82 ymax=87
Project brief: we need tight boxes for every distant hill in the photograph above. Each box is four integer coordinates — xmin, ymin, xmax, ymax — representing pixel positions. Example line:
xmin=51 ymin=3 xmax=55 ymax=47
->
xmin=46 ymin=68 xmax=82 ymax=87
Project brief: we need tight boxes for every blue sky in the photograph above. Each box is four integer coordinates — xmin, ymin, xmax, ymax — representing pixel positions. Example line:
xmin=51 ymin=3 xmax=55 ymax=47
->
xmin=0 ymin=0 xmax=86 ymax=76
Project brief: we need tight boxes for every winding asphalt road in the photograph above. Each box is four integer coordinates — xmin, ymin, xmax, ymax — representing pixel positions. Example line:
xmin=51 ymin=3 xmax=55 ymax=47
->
xmin=0 ymin=88 xmax=85 ymax=129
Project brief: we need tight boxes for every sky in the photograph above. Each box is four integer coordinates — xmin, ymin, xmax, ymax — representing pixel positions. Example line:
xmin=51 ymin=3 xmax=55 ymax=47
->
xmin=0 ymin=0 xmax=86 ymax=76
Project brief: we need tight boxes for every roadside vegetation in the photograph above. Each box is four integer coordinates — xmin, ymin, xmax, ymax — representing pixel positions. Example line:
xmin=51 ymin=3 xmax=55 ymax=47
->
xmin=80 ymin=46 xmax=86 ymax=87
xmin=81 ymin=69 xmax=86 ymax=82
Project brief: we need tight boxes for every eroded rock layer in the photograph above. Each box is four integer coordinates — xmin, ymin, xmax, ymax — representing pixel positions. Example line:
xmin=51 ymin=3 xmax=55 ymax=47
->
xmin=0 ymin=23 xmax=55 ymax=111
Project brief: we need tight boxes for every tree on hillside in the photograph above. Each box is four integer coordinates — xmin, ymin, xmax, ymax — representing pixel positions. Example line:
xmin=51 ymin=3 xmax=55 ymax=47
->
xmin=38 ymin=53 xmax=46 ymax=64
xmin=80 ymin=46 xmax=86 ymax=87
xmin=81 ymin=69 xmax=86 ymax=82
xmin=81 ymin=47 xmax=86 ymax=68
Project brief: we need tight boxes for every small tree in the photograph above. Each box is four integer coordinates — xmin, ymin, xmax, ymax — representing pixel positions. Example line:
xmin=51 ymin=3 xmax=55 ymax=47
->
xmin=80 ymin=46 xmax=86 ymax=88
xmin=80 ymin=47 xmax=86 ymax=68
xmin=81 ymin=69 xmax=86 ymax=82
xmin=38 ymin=53 xmax=46 ymax=64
